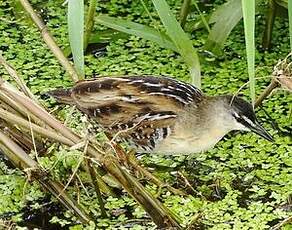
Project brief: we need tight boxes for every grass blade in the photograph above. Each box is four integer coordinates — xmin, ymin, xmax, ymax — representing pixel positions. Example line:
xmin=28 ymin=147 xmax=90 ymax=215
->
xmin=241 ymin=0 xmax=256 ymax=106
xmin=84 ymin=0 xmax=98 ymax=50
xmin=191 ymin=0 xmax=210 ymax=33
xmin=152 ymin=0 xmax=201 ymax=87
xmin=95 ymin=15 xmax=178 ymax=52
xmin=288 ymin=0 xmax=292 ymax=50
xmin=205 ymin=0 xmax=242 ymax=56
xmin=68 ymin=0 xmax=84 ymax=78
xmin=89 ymin=30 xmax=129 ymax=43
xmin=179 ymin=0 xmax=191 ymax=28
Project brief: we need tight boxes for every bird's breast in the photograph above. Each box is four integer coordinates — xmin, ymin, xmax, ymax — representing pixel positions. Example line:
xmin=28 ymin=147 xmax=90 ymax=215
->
xmin=153 ymin=127 xmax=228 ymax=155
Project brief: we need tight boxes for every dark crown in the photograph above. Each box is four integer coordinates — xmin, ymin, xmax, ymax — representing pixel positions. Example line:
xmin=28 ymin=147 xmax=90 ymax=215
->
xmin=225 ymin=96 xmax=256 ymax=123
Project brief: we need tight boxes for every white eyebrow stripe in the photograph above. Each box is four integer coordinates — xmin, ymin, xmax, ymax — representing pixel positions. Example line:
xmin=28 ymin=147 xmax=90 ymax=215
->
xmin=242 ymin=115 xmax=256 ymax=127
xmin=233 ymin=112 xmax=240 ymax=118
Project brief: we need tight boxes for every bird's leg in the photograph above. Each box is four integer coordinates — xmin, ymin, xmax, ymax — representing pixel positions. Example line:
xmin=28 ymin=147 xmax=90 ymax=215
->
xmin=177 ymin=171 xmax=205 ymax=198
xmin=104 ymin=132 xmax=185 ymax=195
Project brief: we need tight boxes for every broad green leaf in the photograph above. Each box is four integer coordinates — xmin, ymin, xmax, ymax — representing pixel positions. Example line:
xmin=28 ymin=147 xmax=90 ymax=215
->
xmin=68 ymin=0 xmax=84 ymax=78
xmin=205 ymin=0 xmax=242 ymax=56
xmin=152 ymin=0 xmax=201 ymax=88
xmin=242 ymin=0 xmax=256 ymax=105
xmin=89 ymin=30 xmax=129 ymax=44
xmin=63 ymin=30 xmax=128 ymax=57
xmin=95 ymin=15 xmax=178 ymax=52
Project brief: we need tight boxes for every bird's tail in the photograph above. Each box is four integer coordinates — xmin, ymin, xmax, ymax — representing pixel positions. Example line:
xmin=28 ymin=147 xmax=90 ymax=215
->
xmin=47 ymin=88 xmax=74 ymax=105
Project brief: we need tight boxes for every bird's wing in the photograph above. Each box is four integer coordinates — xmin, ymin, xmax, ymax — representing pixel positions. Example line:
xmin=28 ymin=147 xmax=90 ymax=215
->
xmin=52 ymin=75 xmax=203 ymax=151
xmin=70 ymin=75 xmax=203 ymax=126
xmin=109 ymin=111 xmax=177 ymax=152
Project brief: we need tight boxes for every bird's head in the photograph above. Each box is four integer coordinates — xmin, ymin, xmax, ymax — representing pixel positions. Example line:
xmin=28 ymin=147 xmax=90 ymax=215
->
xmin=221 ymin=95 xmax=274 ymax=142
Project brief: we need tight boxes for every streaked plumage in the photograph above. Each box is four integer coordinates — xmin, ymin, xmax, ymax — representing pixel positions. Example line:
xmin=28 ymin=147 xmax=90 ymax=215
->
xmin=48 ymin=75 xmax=273 ymax=154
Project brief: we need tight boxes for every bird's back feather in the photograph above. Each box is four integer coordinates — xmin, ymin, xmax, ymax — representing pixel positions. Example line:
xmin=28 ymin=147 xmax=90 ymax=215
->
xmin=49 ymin=75 xmax=203 ymax=152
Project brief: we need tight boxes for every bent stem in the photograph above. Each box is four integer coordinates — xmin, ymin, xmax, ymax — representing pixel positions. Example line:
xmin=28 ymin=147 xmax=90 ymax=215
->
xmin=0 ymin=53 xmax=36 ymax=101
xmin=0 ymin=131 xmax=91 ymax=223
xmin=254 ymin=79 xmax=279 ymax=108
xmin=127 ymin=151 xmax=186 ymax=196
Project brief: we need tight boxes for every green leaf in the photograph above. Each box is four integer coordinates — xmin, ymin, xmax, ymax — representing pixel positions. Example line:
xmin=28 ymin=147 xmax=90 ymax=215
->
xmin=89 ymin=30 xmax=129 ymax=44
xmin=241 ymin=0 xmax=256 ymax=105
xmin=152 ymin=0 xmax=201 ymax=88
xmin=288 ymin=0 xmax=292 ymax=50
xmin=95 ymin=15 xmax=178 ymax=52
xmin=205 ymin=0 xmax=242 ymax=56
xmin=191 ymin=0 xmax=210 ymax=33
xmin=68 ymin=0 xmax=84 ymax=78
xmin=63 ymin=30 xmax=128 ymax=57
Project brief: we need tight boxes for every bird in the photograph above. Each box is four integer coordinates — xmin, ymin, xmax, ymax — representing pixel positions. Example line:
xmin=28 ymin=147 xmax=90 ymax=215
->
xmin=48 ymin=75 xmax=273 ymax=155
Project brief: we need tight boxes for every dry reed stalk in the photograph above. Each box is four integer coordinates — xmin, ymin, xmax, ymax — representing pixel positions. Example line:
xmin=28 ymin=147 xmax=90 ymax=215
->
xmin=18 ymin=0 xmax=79 ymax=82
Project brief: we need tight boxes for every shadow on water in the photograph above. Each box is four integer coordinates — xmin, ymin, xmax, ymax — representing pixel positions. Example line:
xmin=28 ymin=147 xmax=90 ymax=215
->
xmin=0 ymin=151 xmax=66 ymax=229
xmin=1 ymin=199 xmax=66 ymax=230
xmin=20 ymin=200 xmax=65 ymax=230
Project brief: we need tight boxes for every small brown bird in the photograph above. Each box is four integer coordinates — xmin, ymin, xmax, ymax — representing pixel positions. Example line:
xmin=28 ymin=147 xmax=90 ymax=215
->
xmin=48 ymin=75 xmax=273 ymax=154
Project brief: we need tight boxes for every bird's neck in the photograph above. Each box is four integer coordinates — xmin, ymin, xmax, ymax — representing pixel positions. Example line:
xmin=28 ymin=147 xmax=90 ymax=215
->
xmin=194 ymin=96 xmax=234 ymax=137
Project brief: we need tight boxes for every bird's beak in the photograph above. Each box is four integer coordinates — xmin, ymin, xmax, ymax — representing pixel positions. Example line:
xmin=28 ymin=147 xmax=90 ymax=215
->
xmin=250 ymin=122 xmax=274 ymax=142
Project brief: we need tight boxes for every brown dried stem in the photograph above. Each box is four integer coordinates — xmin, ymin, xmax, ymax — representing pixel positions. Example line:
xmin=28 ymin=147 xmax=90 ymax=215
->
xmin=86 ymin=159 xmax=108 ymax=218
xmin=18 ymin=0 xmax=79 ymax=82
xmin=0 ymin=90 xmax=41 ymax=124
xmin=255 ymin=52 xmax=292 ymax=108
xmin=255 ymin=79 xmax=279 ymax=108
xmin=0 ymin=41 xmax=184 ymax=227
xmin=270 ymin=215 xmax=292 ymax=230
xmin=2 ymin=123 xmax=45 ymax=154
xmin=103 ymin=155 xmax=182 ymax=229
xmin=0 ymin=53 xmax=36 ymax=101
xmin=0 ymin=107 xmax=73 ymax=146
xmin=0 ymin=131 xmax=91 ymax=223
xmin=0 ymin=79 xmax=182 ymax=228
xmin=127 ymin=151 xmax=186 ymax=196
xmin=0 ymin=84 xmax=86 ymax=149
